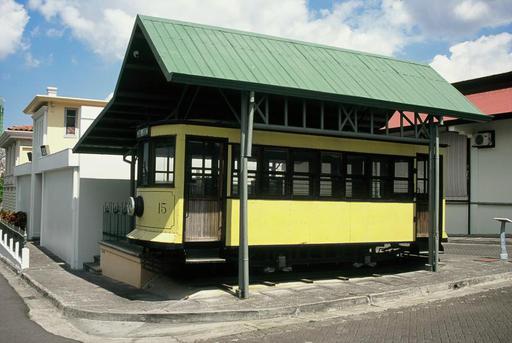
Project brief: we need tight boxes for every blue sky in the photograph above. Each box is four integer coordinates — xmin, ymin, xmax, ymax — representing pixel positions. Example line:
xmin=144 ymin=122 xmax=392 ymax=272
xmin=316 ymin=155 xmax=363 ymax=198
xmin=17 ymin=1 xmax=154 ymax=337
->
xmin=1 ymin=0 xmax=511 ymax=129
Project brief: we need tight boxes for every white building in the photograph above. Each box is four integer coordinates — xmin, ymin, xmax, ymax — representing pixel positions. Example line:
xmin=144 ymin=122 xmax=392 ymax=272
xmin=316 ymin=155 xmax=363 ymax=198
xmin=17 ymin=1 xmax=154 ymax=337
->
xmin=15 ymin=87 xmax=131 ymax=268
xmin=442 ymin=71 xmax=512 ymax=235
xmin=0 ymin=125 xmax=33 ymax=211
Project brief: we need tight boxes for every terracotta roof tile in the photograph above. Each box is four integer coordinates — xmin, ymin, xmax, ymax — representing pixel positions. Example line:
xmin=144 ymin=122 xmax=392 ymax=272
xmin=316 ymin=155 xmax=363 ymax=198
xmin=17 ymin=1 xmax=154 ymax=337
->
xmin=7 ymin=125 xmax=33 ymax=132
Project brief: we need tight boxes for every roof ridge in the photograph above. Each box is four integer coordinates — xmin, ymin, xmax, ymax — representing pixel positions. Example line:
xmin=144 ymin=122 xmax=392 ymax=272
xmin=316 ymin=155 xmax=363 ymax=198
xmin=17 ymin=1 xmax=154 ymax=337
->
xmin=137 ymin=14 xmax=431 ymax=69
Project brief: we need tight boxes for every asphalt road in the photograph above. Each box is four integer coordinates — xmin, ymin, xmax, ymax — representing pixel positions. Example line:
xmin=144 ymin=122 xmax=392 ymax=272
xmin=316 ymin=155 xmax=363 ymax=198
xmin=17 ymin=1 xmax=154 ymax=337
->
xmin=212 ymin=285 xmax=512 ymax=343
xmin=0 ymin=273 xmax=76 ymax=343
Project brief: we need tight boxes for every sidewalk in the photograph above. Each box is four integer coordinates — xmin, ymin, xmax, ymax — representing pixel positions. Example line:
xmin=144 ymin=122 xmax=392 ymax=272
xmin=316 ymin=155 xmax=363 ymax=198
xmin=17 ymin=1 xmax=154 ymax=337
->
xmin=448 ymin=236 xmax=512 ymax=245
xmin=6 ymin=242 xmax=512 ymax=324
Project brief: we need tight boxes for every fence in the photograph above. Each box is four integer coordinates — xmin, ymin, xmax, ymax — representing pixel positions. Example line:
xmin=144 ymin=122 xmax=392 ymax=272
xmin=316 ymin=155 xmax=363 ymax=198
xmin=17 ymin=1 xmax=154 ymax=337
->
xmin=0 ymin=220 xmax=29 ymax=269
xmin=103 ymin=201 xmax=133 ymax=242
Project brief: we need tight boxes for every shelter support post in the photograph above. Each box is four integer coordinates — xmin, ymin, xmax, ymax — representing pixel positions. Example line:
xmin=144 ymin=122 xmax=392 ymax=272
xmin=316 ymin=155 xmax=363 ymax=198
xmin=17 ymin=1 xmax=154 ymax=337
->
xmin=130 ymin=151 xmax=136 ymax=197
xmin=428 ymin=116 xmax=440 ymax=272
xmin=238 ymin=91 xmax=255 ymax=299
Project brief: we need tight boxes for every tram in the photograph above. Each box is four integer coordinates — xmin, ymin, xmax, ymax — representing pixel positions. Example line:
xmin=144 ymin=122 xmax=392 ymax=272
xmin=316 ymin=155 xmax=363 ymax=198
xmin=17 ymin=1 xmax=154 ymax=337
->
xmin=125 ymin=122 xmax=445 ymax=266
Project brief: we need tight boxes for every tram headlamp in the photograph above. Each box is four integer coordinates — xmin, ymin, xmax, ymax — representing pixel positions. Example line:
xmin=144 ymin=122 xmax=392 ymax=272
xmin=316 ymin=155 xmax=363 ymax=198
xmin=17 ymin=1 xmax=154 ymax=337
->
xmin=127 ymin=196 xmax=144 ymax=217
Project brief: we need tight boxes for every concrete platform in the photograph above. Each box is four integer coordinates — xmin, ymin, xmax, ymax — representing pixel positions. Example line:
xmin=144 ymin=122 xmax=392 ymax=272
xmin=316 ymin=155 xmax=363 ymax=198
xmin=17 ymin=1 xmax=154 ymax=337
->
xmin=3 ymin=242 xmax=512 ymax=324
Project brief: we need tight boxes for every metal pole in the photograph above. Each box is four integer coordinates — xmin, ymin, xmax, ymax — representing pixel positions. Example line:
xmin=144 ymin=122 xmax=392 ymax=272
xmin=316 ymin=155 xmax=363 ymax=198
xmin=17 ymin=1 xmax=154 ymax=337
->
xmin=130 ymin=152 xmax=136 ymax=197
xmin=500 ymin=221 xmax=508 ymax=260
xmin=428 ymin=116 xmax=440 ymax=272
xmin=238 ymin=91 xmax=254 ymax=299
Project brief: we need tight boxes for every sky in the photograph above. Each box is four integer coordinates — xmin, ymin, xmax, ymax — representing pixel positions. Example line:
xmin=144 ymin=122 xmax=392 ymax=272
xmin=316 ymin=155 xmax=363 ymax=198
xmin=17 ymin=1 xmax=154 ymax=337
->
xmin=0 ymin=0 xmax=511 ymax=129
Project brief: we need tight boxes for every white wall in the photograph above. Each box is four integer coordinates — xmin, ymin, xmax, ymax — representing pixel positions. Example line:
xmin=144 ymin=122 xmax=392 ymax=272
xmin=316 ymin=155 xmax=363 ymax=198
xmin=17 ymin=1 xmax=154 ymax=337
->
xmin=28 ymin=174 xmax=42 ymax=239
xmin=445 ymin=203 xmax=468 ymax=235
xmin=452 ymin=118 xmax=512 ymax=235
xmin=78 ymin=154 xmax=130 ymax=180
xmin=77 ymin=178 xmax=130 ymax=266
xmin=16 ymin=175 xmax=31 ymax=213
xmin=40 ymin=168 xmax=74 ymax=266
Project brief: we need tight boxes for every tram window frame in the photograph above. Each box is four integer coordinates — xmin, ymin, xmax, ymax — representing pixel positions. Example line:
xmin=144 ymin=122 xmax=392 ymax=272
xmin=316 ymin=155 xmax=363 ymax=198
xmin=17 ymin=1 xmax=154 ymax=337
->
xmin=291 ymin=149 xmax=317 ymax=198
xmin=392 ymin=158 xmax=414 ymax=199
xmin=319 ymin=152 xmax=344 ymax=198
xmin=345 ymin=154 xmax=369 ymax=200
xmin=229 ymin=144 xmax=414 ymax=202
xmin=261 ymin=148 xmax=289 ymax=198
xmin=137 ymin=136 xmax=176 ymax=188
xmin=231 ymin=145 xmax=260 ymax=197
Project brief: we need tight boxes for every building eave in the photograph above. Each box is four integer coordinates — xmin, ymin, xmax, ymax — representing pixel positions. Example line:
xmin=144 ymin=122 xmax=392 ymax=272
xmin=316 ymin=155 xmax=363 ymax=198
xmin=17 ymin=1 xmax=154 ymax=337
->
xmin=0 ymin=130 xmax=33 ymax=148
xmin=23 ymin=95 xmax=109 ymax=115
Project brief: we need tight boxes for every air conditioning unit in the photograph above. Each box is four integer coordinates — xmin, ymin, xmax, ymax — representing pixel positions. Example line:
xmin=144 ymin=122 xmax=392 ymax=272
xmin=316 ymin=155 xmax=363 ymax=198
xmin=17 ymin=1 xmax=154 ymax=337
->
xmin=473 ymin=131 xmax=495 ymax=148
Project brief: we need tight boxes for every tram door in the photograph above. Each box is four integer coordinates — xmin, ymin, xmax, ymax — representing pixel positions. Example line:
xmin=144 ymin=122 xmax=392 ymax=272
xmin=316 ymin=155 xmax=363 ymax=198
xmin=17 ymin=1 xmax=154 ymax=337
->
xmin=415 ymin=154 xmax=443 ymax=239
xmin=184 ymin=138 xmax=226 ymax=243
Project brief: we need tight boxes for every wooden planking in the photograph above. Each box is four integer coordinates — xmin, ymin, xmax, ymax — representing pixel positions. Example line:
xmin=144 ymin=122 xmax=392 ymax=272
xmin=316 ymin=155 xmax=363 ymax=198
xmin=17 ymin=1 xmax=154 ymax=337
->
xmin=185 ymin=199 xmax=222 ymax=242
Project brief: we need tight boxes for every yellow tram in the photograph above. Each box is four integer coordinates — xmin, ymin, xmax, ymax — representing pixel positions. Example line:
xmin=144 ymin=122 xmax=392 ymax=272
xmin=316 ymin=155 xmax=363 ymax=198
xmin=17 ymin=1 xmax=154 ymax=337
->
xmin=74 ymin=15 xmax=486 ymax=271
xmin=126 ymin=123 xmax=445 ymax=266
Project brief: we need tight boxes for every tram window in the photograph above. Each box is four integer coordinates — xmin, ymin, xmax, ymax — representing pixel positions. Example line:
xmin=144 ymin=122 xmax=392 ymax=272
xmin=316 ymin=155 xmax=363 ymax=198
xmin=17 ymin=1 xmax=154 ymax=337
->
xmin=393 ymin=159 xmax=411 ymax=195
xmin=232 ymin=145 xmax=259 ymax=196
xmin=417 ymin=159 xmax=428 ymax=194
xmin=371 ymin=158 xmax=392 ymax=199
xmin=319 ymin=152 xmax=343 ymax=197
xmin=345 ymin=155 xmax=367 ymax=199
xmin=138 ymin=141 xmax=150 ymax=186
xmin=137 ymin=137 xmax=175 ymax=187
xmin=154 ymin=141 xmax=175 ymax=185
xmin=292 ymin=150 xmax=315 ymax=197
xmin=262 ymin=148 xmax=287 ymax=196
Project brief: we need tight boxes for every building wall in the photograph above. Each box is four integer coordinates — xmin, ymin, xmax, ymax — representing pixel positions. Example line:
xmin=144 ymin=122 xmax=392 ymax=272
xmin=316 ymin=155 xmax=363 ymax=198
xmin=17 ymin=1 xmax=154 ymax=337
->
xmin=44 ymin=103 xmax=103 ymax=156
xmin=78 ymin=178 xmax=130 ymax=267
xmin=451 ymin=118 xmax=512 ymax=235
xmin=16 ymin=175 xmax=31 ymax=213
xmin=40 ymin=168 xmax=74 ymax=265
xmin=18 ymin=142 xmax=32 ymax=165
xmin=2 ymin=187 xmax=16 ymax=211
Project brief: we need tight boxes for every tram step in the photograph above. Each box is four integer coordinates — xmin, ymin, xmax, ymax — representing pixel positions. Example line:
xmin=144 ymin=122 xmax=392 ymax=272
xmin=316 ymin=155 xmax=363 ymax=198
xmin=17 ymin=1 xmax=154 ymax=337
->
xmin=185 ymin=257 xmax=227 ymax=264
xmin=185 ymin=247 xmax=226 ymax=264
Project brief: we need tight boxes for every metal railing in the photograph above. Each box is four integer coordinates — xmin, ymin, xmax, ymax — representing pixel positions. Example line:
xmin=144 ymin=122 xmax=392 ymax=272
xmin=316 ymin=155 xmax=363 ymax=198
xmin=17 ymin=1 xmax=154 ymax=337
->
xmin=0 ymin=219 xmax=27 ymax=250
xmin=0 ymin=219 xmax=29 ymax=269
xmin=102 ymin=202 xmax=132 ymax=242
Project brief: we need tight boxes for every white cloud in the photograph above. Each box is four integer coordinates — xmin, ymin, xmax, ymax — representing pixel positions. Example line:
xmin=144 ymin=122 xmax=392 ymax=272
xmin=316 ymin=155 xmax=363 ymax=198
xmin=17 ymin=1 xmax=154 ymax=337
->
xmin=402 ymin=0 xmax=512 ymax=39
xmin=26 ymin=0 xmax=415 ymax=60
xmin=24 ymin=51 xmax=41 ymax=68
xmin=0 ymin=0 xmax=29 ymax=59
xmin=430 ymin=33 xmax=512 ymax=82
xmin=46 ymin=27 xmax=64 ymax=37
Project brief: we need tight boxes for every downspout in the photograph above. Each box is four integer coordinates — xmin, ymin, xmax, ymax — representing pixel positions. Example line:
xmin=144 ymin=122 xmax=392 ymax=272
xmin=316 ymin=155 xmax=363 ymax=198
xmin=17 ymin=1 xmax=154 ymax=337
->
xmin=466 ymin=137 xmax=471 ymax=235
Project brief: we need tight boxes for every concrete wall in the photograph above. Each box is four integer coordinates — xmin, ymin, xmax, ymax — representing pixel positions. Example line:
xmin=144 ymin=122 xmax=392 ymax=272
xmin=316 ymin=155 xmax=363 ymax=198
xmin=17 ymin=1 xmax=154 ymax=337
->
xmin=40 ymin=168 xmax=74 ymax=265
xmin=28 ymin=173 xmax=42 ymax=239
xmin=2 ymin=188 xmax=16 ymax=211
xmin=16 ymin=175 xmax=31 ymax=213
xmin=445 ymin=203 xmax=469 ymax=235
xmin=451 ymin=118 xmax=512 ymax=235
xmin=77 ymin=178 xmax=130 ymax=266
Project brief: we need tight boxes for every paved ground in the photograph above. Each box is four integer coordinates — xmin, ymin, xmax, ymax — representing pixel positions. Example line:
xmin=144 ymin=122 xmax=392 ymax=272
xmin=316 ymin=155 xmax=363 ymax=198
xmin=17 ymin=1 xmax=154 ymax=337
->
xmin=15 ymin=241 xmax=512 ymax=324
xmin=211 ymin=285 xmax=512 ymax=343
xmin=0 ymin=272 xmax=76 ymax=343
xmin=444 ymin=241 xmax=511 ymax=257
xmin=0 ymin=238 xmax=511 ymax=342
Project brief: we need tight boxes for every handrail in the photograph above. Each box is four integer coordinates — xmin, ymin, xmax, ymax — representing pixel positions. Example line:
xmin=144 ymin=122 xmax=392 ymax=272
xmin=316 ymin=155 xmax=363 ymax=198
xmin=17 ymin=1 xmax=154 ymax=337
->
xmin=0 ymin=220 xmax=27 ymax=247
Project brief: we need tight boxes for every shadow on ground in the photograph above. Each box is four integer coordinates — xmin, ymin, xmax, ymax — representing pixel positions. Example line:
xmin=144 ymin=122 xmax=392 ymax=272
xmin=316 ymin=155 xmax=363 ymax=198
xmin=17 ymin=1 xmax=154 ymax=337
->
xmin=29 ymin=242 xmax=430 ymax=301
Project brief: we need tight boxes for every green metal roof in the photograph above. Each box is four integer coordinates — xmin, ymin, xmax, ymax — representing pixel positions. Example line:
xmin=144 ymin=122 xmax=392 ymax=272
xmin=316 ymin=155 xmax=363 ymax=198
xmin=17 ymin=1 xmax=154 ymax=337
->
xmin=138 ymin=15 xmax=486 ymax=121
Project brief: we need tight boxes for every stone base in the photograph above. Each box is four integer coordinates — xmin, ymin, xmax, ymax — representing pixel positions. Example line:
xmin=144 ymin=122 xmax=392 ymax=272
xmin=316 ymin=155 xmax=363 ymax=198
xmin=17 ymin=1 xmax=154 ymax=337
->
xmin=99 ymin=241 xmax=154 ymax=288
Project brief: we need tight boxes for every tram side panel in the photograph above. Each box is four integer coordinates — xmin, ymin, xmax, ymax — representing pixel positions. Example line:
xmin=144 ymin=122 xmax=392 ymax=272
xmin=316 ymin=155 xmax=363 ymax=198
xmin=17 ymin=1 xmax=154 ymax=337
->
xmin=225 ymin=200 xmax=415 ymax=246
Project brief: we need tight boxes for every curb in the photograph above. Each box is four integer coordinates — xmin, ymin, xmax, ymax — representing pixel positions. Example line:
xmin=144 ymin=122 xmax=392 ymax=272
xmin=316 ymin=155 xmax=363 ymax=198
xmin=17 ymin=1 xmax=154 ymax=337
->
xmin=12 ymin=265 xmax=512 ymax=324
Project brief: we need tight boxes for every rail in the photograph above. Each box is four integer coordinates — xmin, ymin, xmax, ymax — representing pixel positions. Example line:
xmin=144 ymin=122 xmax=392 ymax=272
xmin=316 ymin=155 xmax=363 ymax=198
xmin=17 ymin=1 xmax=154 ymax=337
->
xmin=0 ymin=219 xmax=29 ymax=269
xmin=102 ymin=201 xmax=132 ymax=242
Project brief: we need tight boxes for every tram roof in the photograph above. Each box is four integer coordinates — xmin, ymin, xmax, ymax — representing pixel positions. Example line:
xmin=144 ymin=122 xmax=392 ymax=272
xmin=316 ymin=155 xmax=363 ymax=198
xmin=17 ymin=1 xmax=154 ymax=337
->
xmin=75 ymin=15 xmax=488 ymax=155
